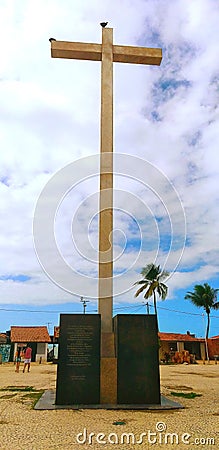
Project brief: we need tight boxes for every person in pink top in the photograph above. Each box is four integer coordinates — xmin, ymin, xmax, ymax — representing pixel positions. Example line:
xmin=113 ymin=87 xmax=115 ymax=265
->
xmin=23 ymin=345 xmax=32 ymax=373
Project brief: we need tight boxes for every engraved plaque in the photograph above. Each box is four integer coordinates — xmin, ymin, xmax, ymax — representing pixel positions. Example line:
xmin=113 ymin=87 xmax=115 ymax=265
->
xmin=56 ymin=314 xmax=100 ymax=405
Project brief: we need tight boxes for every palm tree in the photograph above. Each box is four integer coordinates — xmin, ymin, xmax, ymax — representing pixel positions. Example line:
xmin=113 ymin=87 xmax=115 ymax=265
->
xmin=134 ymin=263 xmax=169 ymax=317
xmin=185 ymin=283 xmax=219 ymax=339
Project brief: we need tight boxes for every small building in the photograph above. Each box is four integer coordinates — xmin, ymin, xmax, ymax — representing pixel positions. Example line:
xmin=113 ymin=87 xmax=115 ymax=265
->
xmin=10 ymin=326 xmax=51 ymax=362
xmin=0 ymin=333 xmax=11 ymax=363
xmin=208 ymin=335 xmax=219 ymax=359
xmin=159 ymin=331 xmax=206 ymax=361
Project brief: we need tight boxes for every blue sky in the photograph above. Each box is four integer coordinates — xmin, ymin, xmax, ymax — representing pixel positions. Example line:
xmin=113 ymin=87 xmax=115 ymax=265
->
xmin=0 ymin=0 xmax=219 ymax=338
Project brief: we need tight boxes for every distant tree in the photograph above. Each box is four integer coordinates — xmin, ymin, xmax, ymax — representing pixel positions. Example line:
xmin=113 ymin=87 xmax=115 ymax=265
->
xmin=134 ymin=263 xmax=169 ymax=318
xmin=185 ymin=283 xmax=219 ymax=339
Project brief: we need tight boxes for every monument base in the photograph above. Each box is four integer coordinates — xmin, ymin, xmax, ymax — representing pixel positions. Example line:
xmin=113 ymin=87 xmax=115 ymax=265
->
xmin=35 ymin=390 xmax=183 ymax=410
xmin=55 ymin=313 xmax=161 ymax=407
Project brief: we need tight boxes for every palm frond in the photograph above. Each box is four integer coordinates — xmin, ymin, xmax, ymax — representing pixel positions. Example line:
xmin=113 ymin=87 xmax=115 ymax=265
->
xmin=133 ymin=279 xmax=149 ymax=286
xmin=134 ymin=284 xmax=148 ymax=298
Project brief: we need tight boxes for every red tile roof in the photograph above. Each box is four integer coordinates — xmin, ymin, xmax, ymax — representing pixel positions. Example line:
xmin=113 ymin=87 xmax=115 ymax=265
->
xmin=159 ymin=332 xmax=204 ymax=342
xmin=0 ymin=333 xmax=7 ymax=343
xmin=10 ymin=326 xmax=51 ymax=343
xmin=210 ymin=335 xmax=219 ymax=340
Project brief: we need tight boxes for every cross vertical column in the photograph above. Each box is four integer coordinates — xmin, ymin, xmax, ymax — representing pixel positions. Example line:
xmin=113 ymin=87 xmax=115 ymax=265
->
xmin=98 ymin=28 xmax=113 ymax=334
xmin=49 ymin=28 xmax=162 ymax=405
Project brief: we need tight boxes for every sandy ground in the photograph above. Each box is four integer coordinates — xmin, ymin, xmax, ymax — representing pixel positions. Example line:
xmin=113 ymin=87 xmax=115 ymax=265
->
xmin=0 ymin=362 xmax=218 ymax=449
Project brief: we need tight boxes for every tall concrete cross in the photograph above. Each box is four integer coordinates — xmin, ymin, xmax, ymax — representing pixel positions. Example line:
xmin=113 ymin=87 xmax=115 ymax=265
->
xmin=50 ymin=27 xmax=162 ymax=334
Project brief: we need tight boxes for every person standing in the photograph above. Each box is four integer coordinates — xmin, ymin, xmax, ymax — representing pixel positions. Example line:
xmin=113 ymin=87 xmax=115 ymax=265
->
xmin=15 ymin=347 xmax=21 ymax=373
xmin=23 ymin=345 xmax=32 ymax=373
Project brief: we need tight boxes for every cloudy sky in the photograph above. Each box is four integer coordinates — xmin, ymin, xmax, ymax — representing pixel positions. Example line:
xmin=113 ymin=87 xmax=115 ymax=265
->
xmin=0 ymin=0 xmax=219 ymax=337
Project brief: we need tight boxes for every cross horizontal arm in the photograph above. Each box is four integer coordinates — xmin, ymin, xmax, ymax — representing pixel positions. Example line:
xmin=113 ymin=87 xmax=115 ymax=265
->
xmin=51 ymin=40 xmax=102 ymax=61
xmin=113 ymin=45 xmax=162 ymax=65
xmin=51 ymin=40 xmax=162 ymax=66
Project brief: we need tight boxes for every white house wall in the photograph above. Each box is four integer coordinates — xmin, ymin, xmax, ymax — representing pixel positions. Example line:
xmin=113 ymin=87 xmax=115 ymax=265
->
xmin=36 ymin=342 xmax=48 ymax=362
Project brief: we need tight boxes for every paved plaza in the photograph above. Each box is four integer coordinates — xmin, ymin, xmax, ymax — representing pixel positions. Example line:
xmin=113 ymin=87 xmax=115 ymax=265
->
xmin=0 ymin=362 xmax=218 ymax=449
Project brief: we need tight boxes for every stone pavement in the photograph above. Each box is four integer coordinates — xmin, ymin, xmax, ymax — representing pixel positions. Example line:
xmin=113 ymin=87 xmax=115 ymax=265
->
xmin=0 ymin=362 xmax=218 ymax=449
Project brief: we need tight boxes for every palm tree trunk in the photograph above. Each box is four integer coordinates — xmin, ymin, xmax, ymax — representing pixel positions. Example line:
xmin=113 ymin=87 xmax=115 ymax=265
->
xmin=205 ymin=312 xmax=210 ymax=363
xmin=153 ymin=291 xmax=159 ymax=331
xmin=153 ymin=291 xmax=157 ymax=315
xmin=206 ymin=312 xmax=210 ymax=339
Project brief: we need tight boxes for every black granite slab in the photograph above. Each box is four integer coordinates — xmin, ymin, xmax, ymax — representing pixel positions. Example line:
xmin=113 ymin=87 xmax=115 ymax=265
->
xmin=55 ymin=314 xmax=101 ymax=405
xmin=114 ymin=314 xmax=160 ymax=404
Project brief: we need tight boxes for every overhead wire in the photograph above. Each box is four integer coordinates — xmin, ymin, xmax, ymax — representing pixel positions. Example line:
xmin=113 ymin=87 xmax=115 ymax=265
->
xmin=0 ymin=303 xmax=218 ymax=318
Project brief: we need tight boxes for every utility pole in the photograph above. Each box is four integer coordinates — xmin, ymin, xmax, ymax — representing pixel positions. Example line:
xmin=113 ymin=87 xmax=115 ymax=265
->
xmin=80 ymin=297 xmax=90 ymax=314
xmin=143 ymin=302 xmax=150 ymax=314
xmin=47 ymin=322 xmax=52 ymax=335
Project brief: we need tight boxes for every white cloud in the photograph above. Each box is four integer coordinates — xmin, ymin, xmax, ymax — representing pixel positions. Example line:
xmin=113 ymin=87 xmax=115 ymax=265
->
xmin=0 ymin=0 xmax=219 ymax=312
